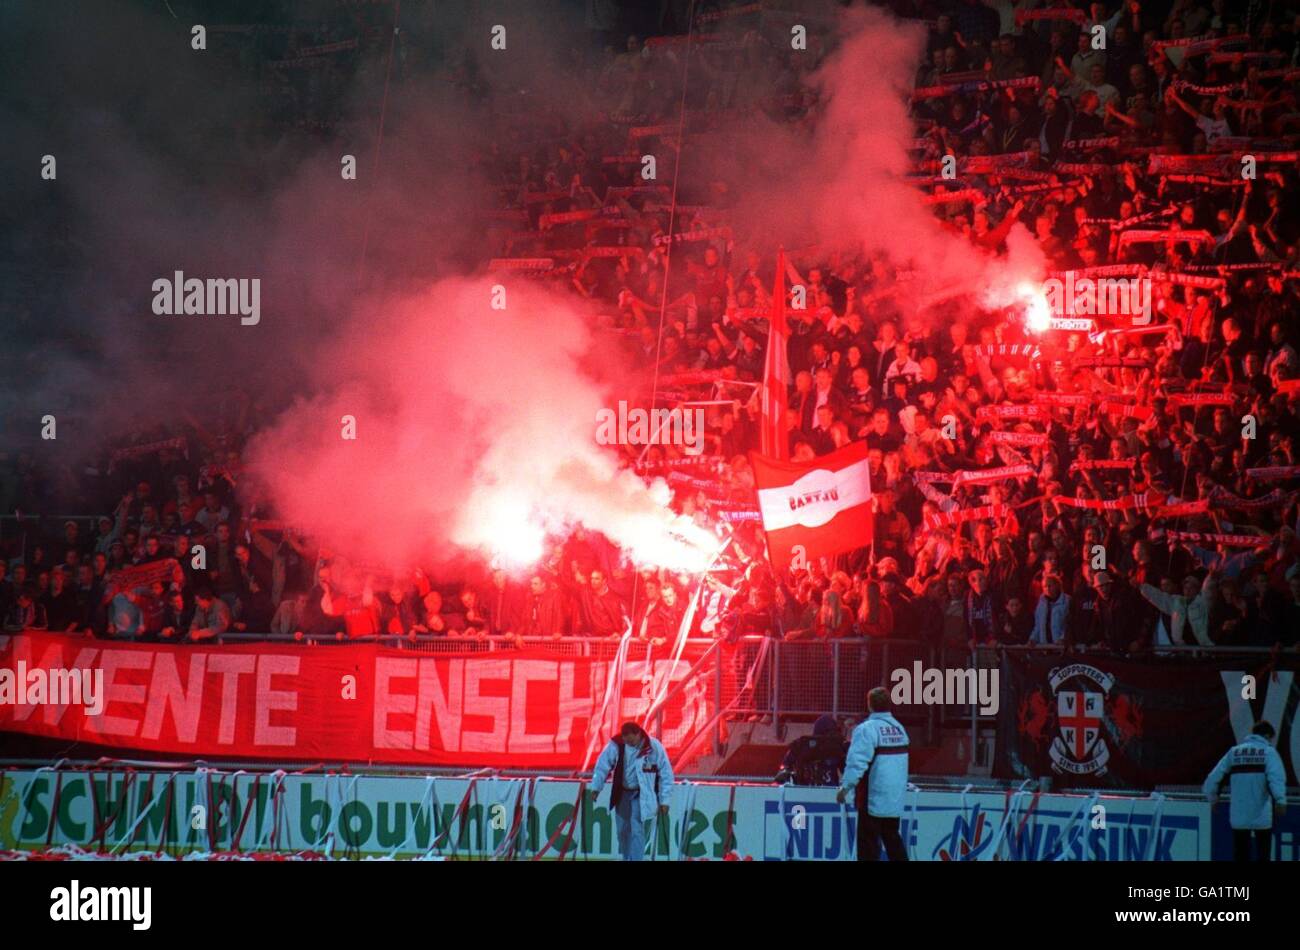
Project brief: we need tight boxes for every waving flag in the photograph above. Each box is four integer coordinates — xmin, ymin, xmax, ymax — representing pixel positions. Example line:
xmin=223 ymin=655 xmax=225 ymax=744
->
xmin=760 ymin=249 xmax=790 ymax=459
xmin=750 ymin=441 xmax=873 ymax=570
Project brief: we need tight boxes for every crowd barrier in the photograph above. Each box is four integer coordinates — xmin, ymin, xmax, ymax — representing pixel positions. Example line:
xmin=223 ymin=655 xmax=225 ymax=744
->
xmin=0 ymin=767 xmax=1252 ymax=860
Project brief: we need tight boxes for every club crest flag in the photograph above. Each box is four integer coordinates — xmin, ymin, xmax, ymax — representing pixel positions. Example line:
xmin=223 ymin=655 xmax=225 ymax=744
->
xmin=750 ymin=441 xmax=873 ymax=570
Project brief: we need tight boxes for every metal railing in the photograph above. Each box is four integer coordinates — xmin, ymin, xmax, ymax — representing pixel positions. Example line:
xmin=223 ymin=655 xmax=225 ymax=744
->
xmin=718 ymin=637 xmax=935 ymax=738
xmin=215 ymin=632 xmax=715 ymax=661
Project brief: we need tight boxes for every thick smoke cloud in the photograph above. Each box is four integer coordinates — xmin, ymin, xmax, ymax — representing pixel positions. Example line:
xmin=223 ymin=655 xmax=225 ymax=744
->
xmin=4 ymin=1 xmax=1043 ymax=574
xmin=694 ymin=5 xmax=1045 ymax=312
xmin=243 ymin=276 xmax=715 ymax=573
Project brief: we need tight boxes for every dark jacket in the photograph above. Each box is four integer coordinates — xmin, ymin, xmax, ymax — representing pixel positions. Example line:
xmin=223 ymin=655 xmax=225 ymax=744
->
xmin=1071 ymin=582 xmax=1149 ymax=653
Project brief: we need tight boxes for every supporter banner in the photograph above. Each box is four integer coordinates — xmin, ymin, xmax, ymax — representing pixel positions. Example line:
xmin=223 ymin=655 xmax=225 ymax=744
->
xmin=911 ymin=77 xmax=1038 ymax=101
xmin=961 ymin=151 xmax=1034 ymax=173
xmin=1015 ymin=7 xmax=1085 ymax=25
xmin=628 ymin=123 xmax=677 ymax=138
xmin=1003 ymin=180 xmax=1075 ymax=197
xmin=994 ymin=168 xmax=1059 ymax=183
xmin=972 ymin=343 xmax=1042 ymax=361
xmin=583 ymin=246 xmax=643 ymax=258
xmin=1160 ymin=174 xmax=1246 ymax=189
xmin=652 ymin=227 xmax=732 ymax=247
xmin=1051 ymin=493 xmax=1154 ymax=511
xmin=996 ymin=652 xmax=1300 ymax=789
xmin=1070 ymin=459 xmax=1134 ymax=473
xmin=988 ymin=431 xmax=1048 ymax=447
xmin=1165 ymin=393 xmax=1236 ymax=408
xmin=1034 ymin=392 xmax=1090 ymax=408
xmin=1049 ymin=264 xmax=1138 ymax=280
xmin=976 ymin=404 xmax=1043 ymax=423
xmin=1152 ymin=270 xmax=1226 ymax=290
xmin=0 ymin=633 xmax=713 ymax=769
xmin=922 ymin=188 xmax=985 ymax=206
xmin=1117 ymin=228 xmax=1214 ymax=249
xmin=1048 ymin=317 xmax=1094 ymax=332
xmin=1063 ymin=136 xmax=1119 ymax=152
xmin=1151 ymin=500 xmax=1210 ymax=518
xmin=632 ymin=455 xmax=724 ymax=475
xmin=951 ymin=465 xmax=1035 ymax=487
xmin=937 ymin=69 xmax=988 ymax=85
xmin=0 ymin=771 xmax=1213 ymax=860
xmin=1209 ymin=488 xmax=1297 ymax=510
xmin=1071 ymin=356 xmax=1150 ymax=369
xmin=1211 ymin=135 xmax=1300 ymax=152
xmin=538 ymin=209 xmax=599 ymax=229
xmin=1187 ymin=262 xmax=1288 ymax=273
xmin=666 ymin=472 xmax=727 ymax=495
xmin=642 ymin=202 xmax=712 ymax=214
xmin=712 ymin=507 xmax=762 ymax=524
xmin=1082 ymin=208 xmax=1175 ymax=230
xmin=1246 ymin=466 xmax=1300 ymax=481
xmin=1205 ymin=51 xmax=1286 ymax=65
xmin=923 ymin=503 xmax=1006 ymax=533
xmin=1151 ymin=33 xmax=1249 ymax=60
xmin=107 ymin=559 xmax=181 ymax=597
xmin=1171 ymin=79 xmax=1245 ymax=96
xmin=489 ymin=258 xmax=554 ymax=270
xmin=107 ymin=438 xmax=188 ymax=473
xmin=696 ymin=2 xmax=761 ymax=23
xmin=297 ymin=38 xmax=360 ymax=56
xmin=1052 ymin=162 xmax=1112 ymax=176
xmin=1160 ymin=531 xmax=1265 ymax=547
xmin=1147 ymin=154 xmax=1234 ymax=176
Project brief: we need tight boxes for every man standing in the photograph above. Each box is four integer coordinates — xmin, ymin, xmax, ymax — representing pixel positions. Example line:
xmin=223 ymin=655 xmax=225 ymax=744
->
xmin=578 ymin=568 xmax=628 ymax=638
xmin=1203 ymin=721 xmax=1287 ymax=861
xmin=1030 ymin=572 xmax=1070 ymax=645
xmin=837 ymin=688 xmax=910 ymax=861
xmin=590 ymin=721 xmax=674 ymax=861
xmin=1071 ymin=570 xmax=1149 ymax=654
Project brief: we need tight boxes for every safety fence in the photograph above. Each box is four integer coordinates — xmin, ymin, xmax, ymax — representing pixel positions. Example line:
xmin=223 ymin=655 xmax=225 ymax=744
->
xmin=2 ymin=765 xmax=1251 ymax=861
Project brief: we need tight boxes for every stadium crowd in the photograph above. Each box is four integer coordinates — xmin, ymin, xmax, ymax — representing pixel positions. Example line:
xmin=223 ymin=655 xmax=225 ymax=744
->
xmin=3 ymin=1 xmax=1300 ymax=658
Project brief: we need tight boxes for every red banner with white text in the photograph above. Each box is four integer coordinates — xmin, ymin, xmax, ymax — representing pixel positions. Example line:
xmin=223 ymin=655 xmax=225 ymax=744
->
xmin=0 ymin=633 xmax=714 ymax=768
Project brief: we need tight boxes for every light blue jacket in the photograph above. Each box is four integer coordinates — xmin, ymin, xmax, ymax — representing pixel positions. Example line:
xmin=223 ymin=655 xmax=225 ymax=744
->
xmin=1202 ymin=734 xmax=1287 ymax=831
xmin=840 ymin=712 xmax=909 ymax=818
xmin=591 ymin=735 xmax=674 ymax=822
xmin=1030 ymin=593 xmax=1071 ymax=645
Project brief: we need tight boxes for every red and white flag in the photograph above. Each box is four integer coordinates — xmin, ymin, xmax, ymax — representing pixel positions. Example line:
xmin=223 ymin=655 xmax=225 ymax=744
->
xmin=750 ymin=441 xmax=873 ymax=570
xmin=759 ymin=249 xmax=790 ymax=459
